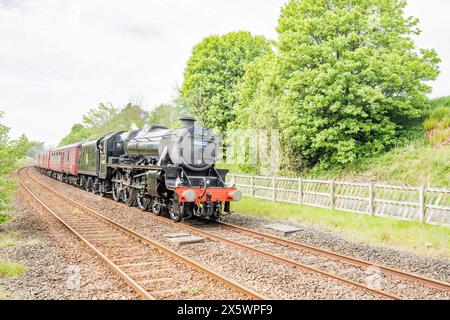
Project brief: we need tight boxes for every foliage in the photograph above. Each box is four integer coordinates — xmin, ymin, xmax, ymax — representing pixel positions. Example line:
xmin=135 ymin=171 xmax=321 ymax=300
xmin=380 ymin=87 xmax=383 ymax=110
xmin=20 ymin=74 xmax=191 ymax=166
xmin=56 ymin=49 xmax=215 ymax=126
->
xmin=0 ymin=260 xmax=26 ymax=278
xmin=424 ymin=107 xmax=450 ymax=131
xmin=304 ymin=141 xmax=449 ymax=187
xmin=0 ymin=231 xmax=17 ymax=247
xmin=423 ymin=105 xmax=450 ymax=146
xmin=147 ymin=104 xmax=180 ymax=127
xmin=233 ymin=197 xmax=450 ymax=258
xmin=59 ymin=102 xmax=150 ymax=145
xmin=59 ymin=123 xmax=91 ymax=146
xmin=0 ymin=178 xmax=15 ymax=212
xmin=180 ymin=31 xmax=272 ymax=133
xmin=0 ymin=112 xmax=36 ymax=212
xmin=234 ymin=0 xmax=440 ymax=170
xmin=298 ymin=98 xmax=449 ymax=187
xmin=229 ymin=94 xmax=450 ymax=187
xmin=60 ymin=101 xmax=185 ymax=146
xmin=0 ymin=213 xmax=11 ymax=224
xmin=232 ymin=53 xmax=281 ymax=131
xmin=430 ymin=95 xmax=450 ymax=109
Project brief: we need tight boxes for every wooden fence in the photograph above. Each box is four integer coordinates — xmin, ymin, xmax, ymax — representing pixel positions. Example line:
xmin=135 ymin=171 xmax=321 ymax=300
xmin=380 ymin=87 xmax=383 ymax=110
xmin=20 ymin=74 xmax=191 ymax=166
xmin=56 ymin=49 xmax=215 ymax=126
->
xmin=227 ymin=174 xmax=450 ymax=227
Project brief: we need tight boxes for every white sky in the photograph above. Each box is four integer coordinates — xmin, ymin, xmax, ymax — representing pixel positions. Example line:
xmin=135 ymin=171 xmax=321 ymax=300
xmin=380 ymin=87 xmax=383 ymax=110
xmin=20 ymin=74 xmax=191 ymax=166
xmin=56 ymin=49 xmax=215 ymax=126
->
xmin=1 ymin=0 xmax=449 ymax=146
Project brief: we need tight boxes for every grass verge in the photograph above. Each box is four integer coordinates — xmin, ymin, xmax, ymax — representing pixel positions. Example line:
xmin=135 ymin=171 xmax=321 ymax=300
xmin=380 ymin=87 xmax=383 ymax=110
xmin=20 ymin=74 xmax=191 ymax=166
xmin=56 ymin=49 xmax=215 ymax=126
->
xmin=0 ymin=231 xmax=18 ymax=248
xmin=0 ymin=214 xmax=11 ymax=224
xmin=0 ymin=261 xmax=26 ymax=278
xmin=233 ymin=197 xmax=450 ymax=259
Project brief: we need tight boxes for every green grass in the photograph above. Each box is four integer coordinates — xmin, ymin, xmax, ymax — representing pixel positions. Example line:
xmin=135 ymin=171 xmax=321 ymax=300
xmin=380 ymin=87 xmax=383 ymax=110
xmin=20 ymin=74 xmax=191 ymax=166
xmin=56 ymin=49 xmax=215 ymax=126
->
xmin=0 ymin=231 xmax=18 ymax=248
xmin=424 ymin=107 xmax=450 ymax=131
xmin=0 ymin=214 xmax=11 ymax=224
xmin=328 ymin=143 xmax=450 ymax=187
xmin=233 ymin=197 xmax=450 ymax=259
xmin=183 ymin=287 xmax=202 ymax=296
xmin=0 ymin=261 xmax=26 ymax=278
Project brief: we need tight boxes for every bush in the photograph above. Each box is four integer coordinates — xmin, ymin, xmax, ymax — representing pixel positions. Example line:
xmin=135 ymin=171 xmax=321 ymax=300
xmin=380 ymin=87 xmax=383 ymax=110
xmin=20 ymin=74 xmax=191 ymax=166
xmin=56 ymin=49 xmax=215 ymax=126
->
xmin=0 ymin=175 xmax=16 ymax=212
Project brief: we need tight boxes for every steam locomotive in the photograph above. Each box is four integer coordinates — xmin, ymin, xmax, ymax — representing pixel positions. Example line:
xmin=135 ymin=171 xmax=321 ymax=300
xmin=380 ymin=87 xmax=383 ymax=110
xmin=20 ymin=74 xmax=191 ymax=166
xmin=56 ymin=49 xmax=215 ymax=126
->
xmin=36 ymin=117 xmax=241 ymax=221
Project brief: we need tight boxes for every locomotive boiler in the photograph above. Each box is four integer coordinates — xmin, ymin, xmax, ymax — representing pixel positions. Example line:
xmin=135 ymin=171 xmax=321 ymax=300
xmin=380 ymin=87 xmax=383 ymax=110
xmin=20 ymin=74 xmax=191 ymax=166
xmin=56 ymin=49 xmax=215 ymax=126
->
xmin=122 ymin=117 xmax=218 ymax=171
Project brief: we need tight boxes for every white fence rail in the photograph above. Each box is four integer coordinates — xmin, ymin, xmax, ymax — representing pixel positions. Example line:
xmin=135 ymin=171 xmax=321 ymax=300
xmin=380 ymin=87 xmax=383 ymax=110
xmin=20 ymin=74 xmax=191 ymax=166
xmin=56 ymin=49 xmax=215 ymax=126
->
xmin=227 ymin=174 xmax=450 ymax=227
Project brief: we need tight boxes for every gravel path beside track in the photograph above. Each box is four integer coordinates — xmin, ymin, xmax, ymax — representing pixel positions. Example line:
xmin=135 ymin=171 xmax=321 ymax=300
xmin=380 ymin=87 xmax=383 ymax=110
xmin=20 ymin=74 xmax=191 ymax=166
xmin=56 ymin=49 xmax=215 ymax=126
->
xmin=0 ymin=195 xmax=139 ymax=300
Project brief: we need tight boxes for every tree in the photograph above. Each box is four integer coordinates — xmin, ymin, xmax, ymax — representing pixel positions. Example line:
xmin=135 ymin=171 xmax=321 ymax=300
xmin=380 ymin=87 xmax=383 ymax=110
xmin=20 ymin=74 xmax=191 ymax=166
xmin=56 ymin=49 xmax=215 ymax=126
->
xmin=233 ymin=53 xmax=281 ymax=130
xmin=59 ymin=102 xmax=150 ymax=145
xmin=82 ymin=102 xmax=119 ymax=129
xmin=237 ymin=0 xmax=440 ymax=169
xmin=0 ymin=112 xmax=35 ymax=211
xmin=180 ymin=31 xmax=272 ymax=133
xmin=10 ymin=134 xmax=37 ymax=160
xmin=0 ymin=111 xmax=14 ymax=176
xmin=148 ymin=104 xmax=180 ymax=128
xmin=59 ymin=123 xmax=91 ymax=146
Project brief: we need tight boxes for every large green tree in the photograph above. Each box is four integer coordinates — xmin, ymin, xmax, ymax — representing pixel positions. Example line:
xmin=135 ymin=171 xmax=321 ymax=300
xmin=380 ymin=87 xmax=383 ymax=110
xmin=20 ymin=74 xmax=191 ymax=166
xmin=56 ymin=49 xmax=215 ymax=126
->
xmin=236 ymin=0 xmax=440 ymax=169
xmin=180 ymin=31 xmax=272 ymax=133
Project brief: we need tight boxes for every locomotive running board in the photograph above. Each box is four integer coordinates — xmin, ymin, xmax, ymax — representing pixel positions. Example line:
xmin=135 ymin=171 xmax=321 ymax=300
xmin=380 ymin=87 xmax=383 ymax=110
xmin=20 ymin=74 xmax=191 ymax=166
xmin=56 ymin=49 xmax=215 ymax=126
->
xmin=108 ymin=164 xmax=163 ymax=170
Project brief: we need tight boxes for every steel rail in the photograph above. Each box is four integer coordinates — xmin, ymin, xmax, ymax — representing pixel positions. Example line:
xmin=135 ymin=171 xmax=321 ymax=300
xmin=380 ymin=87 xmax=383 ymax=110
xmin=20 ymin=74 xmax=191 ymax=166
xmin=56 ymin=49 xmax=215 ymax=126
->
xmin=29 ymin=168 xmax=401 ymax=300
xmin=23 ymin=168 xmax=266 ymax=300
xmin=214 ymin=220 xmax=450 ymax=292
xmin=16 ymin=168 xmax=155 ymax=300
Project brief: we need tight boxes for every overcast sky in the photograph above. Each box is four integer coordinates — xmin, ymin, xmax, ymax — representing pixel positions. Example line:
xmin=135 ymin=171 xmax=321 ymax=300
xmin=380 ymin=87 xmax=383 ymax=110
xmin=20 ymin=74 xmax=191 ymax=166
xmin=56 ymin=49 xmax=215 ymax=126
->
xmin=1 ymin=0 xmax=449 ymax=146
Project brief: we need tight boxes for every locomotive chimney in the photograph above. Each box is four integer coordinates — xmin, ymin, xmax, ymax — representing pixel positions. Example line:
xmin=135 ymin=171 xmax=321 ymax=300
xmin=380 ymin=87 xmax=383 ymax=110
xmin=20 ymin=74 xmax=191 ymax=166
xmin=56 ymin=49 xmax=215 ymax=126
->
xmin=180 ymin=116 xmax=196 ymax=127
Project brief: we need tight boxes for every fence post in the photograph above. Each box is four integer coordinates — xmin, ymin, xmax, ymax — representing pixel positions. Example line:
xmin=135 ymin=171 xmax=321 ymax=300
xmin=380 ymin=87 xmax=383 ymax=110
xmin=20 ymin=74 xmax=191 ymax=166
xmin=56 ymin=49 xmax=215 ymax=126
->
xmin=298 ymin=177 xmax=303 ymax=205
xmin=369 ymin=182 xmax=375 ymax=217
xmin=419 ymin=185 xmax=426 ymax=224
xmin=330 ymin=180 xmax=335 ymax=210
xmin=250 ymin=175 xmax=254 ymax=197
xmin=272 ymin=176 xmax=276 ymax=202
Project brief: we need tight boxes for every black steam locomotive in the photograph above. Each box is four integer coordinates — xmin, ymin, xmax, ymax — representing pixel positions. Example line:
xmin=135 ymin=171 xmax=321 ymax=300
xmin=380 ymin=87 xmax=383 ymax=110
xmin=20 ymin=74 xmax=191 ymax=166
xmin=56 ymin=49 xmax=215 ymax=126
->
xmin=36 ymin=117 xmax=241 ymax=221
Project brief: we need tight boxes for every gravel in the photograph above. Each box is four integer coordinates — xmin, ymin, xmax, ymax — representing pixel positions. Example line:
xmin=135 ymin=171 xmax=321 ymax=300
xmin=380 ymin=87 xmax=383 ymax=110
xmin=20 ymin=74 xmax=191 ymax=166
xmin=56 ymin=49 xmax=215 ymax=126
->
xmin=0 ymin=195 xmax=139 ymax=300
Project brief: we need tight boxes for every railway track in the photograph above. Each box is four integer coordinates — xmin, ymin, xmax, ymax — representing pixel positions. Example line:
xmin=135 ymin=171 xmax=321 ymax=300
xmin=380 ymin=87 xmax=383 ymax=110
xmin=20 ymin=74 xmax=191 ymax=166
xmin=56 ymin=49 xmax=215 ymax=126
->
xmin=28 ymin=167 xmax=450 ymax=300
xmin=184 ymin=220 xmax=450 ymax=300
xmin=214 ymin=220 xmax=450 ymax=292
xmin=17 ymin=167 xmax=265 ymax=300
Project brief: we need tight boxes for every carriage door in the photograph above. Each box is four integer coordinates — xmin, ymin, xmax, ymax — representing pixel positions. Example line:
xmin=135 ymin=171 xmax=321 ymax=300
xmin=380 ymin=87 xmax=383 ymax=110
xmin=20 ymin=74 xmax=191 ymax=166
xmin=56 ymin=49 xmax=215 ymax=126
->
xmin=98 ymin=140 xmax=107 ymax=179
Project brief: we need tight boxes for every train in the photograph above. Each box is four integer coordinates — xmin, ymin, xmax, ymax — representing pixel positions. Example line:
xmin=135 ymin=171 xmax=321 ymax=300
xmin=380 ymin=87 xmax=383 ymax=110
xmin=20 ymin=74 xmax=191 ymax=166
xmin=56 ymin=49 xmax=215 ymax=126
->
xmin=36 ymin=117 xmax=242 ymax=222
